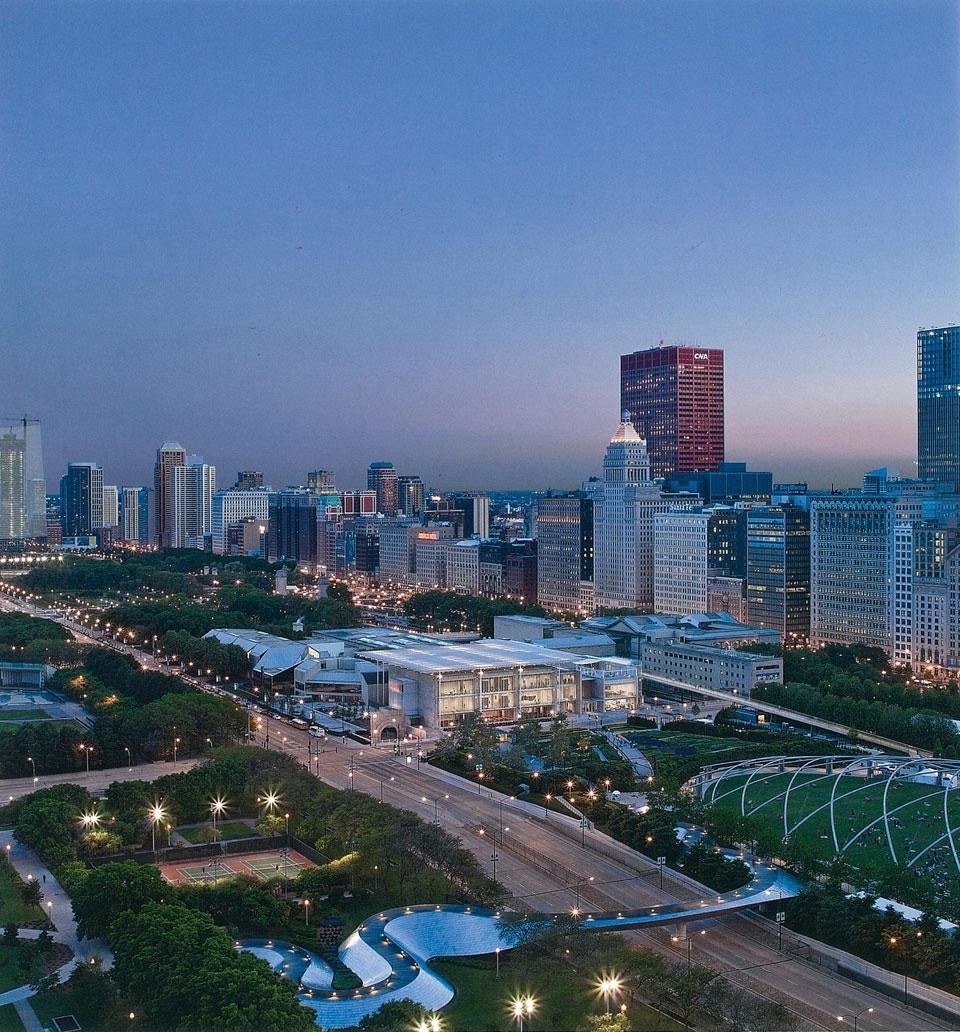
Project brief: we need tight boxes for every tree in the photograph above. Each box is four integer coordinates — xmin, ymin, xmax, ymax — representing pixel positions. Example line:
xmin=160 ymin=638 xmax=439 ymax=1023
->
xmin=72 ymin=861 xmax=167 ymax=939
xmin=357 ymin=999 xmax=432 ymax=1031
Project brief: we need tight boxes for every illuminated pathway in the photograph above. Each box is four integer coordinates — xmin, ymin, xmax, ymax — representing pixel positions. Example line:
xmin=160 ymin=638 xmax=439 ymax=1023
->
xmin=295 ymin=856 xmax=801 ymax=1028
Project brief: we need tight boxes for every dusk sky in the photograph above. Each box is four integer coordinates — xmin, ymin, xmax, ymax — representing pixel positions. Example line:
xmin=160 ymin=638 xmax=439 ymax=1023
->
xmin=2 ymin=0 xmax=958 ymax=493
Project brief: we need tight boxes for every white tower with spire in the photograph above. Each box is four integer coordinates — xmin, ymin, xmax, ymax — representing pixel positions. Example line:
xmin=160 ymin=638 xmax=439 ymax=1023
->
xmin=595 ymin=411 xmax=698 ymax=610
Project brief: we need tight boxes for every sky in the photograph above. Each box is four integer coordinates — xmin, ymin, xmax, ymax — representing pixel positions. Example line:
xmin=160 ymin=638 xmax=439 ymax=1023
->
xmin=2 ymin=0 xmax=958 ymax=493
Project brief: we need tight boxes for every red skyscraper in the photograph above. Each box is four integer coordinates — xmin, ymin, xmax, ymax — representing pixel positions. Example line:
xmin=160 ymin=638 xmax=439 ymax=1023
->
xmin=620 ymin=344 xmax=724 ymax=479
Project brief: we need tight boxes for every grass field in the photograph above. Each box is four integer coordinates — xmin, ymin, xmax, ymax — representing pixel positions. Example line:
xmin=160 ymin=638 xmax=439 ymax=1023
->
xmin=0 ymin=863 xmax=45 ymax=927
xmin=0 ymin=944 xmax=28 ymax=994
xmin=0 ymin=1004 xmax=23 ymax=1032
xmin=176 ymin=821 xmax=258 ymax=844
xmin=624 ymin=729 xmax=747 ymax=759
xmin=706 ymin=770 xmax=960 ymax=877
xmin=0 ymin=709 xmax=53 ymax=722
xmin=434 ymin=955 xmax=682 ymax=1031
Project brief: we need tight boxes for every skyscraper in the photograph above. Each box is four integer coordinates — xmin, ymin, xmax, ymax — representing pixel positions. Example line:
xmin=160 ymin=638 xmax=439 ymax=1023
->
xmin=153 ymin=442 xmax=186 ymax=547
xmin=594 ymin=411 xmax=699 ymax=610
xmin=0 ymin=430 xmax=25 ymax=540
xmin=746 ymin=504 xmax=811 ymax=640
xmin=0 ymin=418 xmax=44 ymax=540
xmin=169 ymin=460 xmax=216 ymax=549
xmin=60 ymin=463 xmax=104 ymax=537
xmin=620 ymin=344 xmax=724 ymax=479
xmin=918 ymin=325 xmax=960 ymax=491
xmin=397 ymin=475 xmax=425 ymax=516
xmin=367 ymin=461 xmax=398 ymax=515
xmin=535 ymin=493 xmax=594 ymax=614
xmin=307 ymin=470 xmax=335 ymax=491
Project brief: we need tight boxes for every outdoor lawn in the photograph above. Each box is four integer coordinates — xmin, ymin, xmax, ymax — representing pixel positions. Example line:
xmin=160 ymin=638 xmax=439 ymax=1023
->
xmin=0 ymin=709 xmax=53 ymax=722
xmin=0 ymin=862 xmax=45 ymax=927
xmin=623 ymin=729 xmax=746 ymax=759
xmin=176 ymin=821 xmax=258 ymax=844
xmin=434 ymin=955 xmax=683 ymax=1031
xmin=0 ymin=1003 xmax=22 ymax=1032
xmin=706 ymin=771 xmax=960 ymax=874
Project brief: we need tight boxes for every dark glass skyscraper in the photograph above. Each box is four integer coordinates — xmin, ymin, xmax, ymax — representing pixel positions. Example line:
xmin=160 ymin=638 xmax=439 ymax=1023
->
xmin=746 ymin=504 xmax=810 ymax=640
xmin=620 ymin=345 xmax=724 ymax=479
xmin=918 ymin=325 xmax=960 ymax=491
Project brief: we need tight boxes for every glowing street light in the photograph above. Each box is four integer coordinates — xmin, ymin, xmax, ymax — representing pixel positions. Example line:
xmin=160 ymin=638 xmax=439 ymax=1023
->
xmin=210 ymin=796 xmax=227 ymax=838
xmin=259 ymin=791 xmax=281 ymax=815
xmin=596 ymin=973 xmax=622 ymax=1014
xmin=837 ymin=1007 xmax=874 ymax=1031
xmin=509 ymin=995 xmax=536 ymax=1032
xmin=148 ymin=802 xmax=167 ymax=853
xmin=78 ymin=809 xmax=102 ymax=831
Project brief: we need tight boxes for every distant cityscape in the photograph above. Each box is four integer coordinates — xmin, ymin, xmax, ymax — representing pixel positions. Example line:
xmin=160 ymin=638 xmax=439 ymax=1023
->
xmin=2 ymin=325 xmax=959 ymax=683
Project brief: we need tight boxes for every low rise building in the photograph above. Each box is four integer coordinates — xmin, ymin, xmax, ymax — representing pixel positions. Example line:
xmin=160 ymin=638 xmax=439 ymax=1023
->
xmin=638 ymin=640 xmax=782 ymax=697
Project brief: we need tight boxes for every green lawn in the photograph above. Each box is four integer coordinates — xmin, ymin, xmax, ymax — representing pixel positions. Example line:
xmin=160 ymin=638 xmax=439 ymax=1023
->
xmin=176 ymin=821 xmax=257 ymax=844
xmin=706 ymin=770 xmax=960 ymax=874
xmin=0 ymin=862 xmax=46 ymax=927
xmin=0 ymin=1003 xmax=24 ymax=1032
xmin=31 ymin=983 xmax=109 ymax=1032
xmin=0 ymin=944 xmax=29 ymax=994
xmin=0 ymin=709 xmax=53 ymax=721
xmin=434 ymin=955 xmax=682 ymax=1031
xmin=624 ymin=729 xmax=746 ymax=759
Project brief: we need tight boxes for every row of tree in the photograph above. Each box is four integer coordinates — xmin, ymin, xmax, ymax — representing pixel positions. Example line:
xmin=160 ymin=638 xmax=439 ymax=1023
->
xmin=402 ymin=588 xmax=552 ymax=636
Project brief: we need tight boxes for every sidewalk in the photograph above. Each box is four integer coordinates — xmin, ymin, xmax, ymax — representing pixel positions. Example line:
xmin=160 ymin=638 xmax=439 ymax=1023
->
xmin=0 ymin=828 xmax=113 ymax=1007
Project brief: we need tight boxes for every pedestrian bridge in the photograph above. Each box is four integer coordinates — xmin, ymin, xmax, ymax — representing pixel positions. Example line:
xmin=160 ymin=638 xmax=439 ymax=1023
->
xmin=299 ymin=856 xmax=801 ymax=1027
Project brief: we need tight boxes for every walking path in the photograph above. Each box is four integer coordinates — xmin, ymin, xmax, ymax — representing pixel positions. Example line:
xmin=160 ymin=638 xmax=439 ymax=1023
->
xmin=0 ymin=829 xmax=112 ymax=1007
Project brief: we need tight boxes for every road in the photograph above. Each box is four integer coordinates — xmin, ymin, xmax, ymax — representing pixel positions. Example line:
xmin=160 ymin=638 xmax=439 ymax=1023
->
xmin=1 ymin=760 xmax=201 ymax=803
xmin=3 ymin=590 xmax=956 ymax=1029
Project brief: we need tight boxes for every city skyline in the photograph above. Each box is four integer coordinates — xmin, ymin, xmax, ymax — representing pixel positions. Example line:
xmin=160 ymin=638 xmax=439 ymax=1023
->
xmin=3 ymin=1 xmax=958 ymax=490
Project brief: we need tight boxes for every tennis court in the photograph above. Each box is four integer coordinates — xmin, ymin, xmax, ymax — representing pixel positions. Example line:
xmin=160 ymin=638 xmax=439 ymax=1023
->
xmin=158 ymin=847 xmax=315 ymax=886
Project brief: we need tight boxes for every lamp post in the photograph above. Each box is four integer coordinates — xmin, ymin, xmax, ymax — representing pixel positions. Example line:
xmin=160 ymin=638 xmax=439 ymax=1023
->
xmin=210 ymin=797 xmax=226 ymax=840
xmin=575 ymin=875 xmax=594 ymax=912
xmin=380 ymin=776 xmax=395 ymax=803
xmin=124 ymin=746 xmax=131 ymax=770
xmin=510 ymin=995 xmax=536 ymax=1032
xmin=544 ymin=792 xmax=551 ymax=817
xmin=495 ymin=947 xmax=500 ymax=977
xmin=672 ymin=930 xmax=705 ymax=972
xmin=657 ymin=855 xmax=666 ymax=890
xmin=173 ymin=737 xmax=180 ymax=763
xmin=26 ymin=756 xmax=36 ymax=784
xmin=490 ymin=849 xmax=500 ymax=883
xmin=304 ymin=899 xmax=310 ymax=926
xmin=597 ymin=974 xmax=622 ymax=1015
xmin=149 ymin=803 xmax=166 ymax=854
xmin=837 ymin=1007 xmax=874 ymax=1031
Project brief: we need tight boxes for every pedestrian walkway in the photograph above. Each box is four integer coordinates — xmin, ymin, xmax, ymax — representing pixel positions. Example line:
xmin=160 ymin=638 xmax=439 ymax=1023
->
xmin=601 ymin=728 xmax=654 ymax=777
xmin=14 ymin=999 xmax=43 ymax=1032
xmin=0 ymin=829 xmax=112 ymax=1007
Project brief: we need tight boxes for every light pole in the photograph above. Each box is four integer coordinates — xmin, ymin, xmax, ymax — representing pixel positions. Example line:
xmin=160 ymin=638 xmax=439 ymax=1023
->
xmin=495 ymin=946 xmax=500 ymax=977
xmin=81 ymin=743 xmax=92 ymax=774
xmin=210 ymin=797 xmax=226 ymax=840
xmin=776 ymin=910 xmax=785 ymax=951
xmin=597 ymin=974 xmax=622 ymax=1015
xmin=173 ymin=737 xmax=180 ymax=763
xmin=510 ymin=995 xmax=536 ymax=1032
xmin=381 ymin=776 xmax=395 ymax=803
xmin=498 ymin=797 xmax=513 ymax=845
xmin=149 ymin=803 xmax=166 ymax=854
xmin=124 ymin=746 xmax=131 ymax=770
xmin=575 ymin=875 xmax=594 ymax=912
xmin=490 ymin=849 xmax=500 ymax=883
xmin=657 ymin=855 xmax=666 ymax=890
xmin=672 ymin=930 xmax=705 ymax=972
xmin=837 ymin=1007 xmax=874 ymax=1031
xmin=304 ymin=899 xmax=310 ymax=926
xmin=26 ymin=756 xmax=36 ymax=783
xmin=544 ymin=792 xmax=551 ymax=817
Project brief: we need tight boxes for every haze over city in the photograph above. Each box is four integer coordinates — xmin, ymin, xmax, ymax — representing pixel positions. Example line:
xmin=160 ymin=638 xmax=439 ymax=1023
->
xmin=2 ymin=0 xmax=958 ymax=489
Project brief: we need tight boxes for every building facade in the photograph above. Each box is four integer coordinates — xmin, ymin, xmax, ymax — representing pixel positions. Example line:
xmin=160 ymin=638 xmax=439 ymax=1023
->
xmin=367 ymin=462 xmax=398 ymax=516
xmin=153 ymin=442 xmax=187 ymax=547
xmin=211 ymin=489 xmax=270 ymax=555
xmin=918 ymin=325 xmax=960 ymax=491
xmin=168 ymin=460 xmax=215 ymax=549
xmin=535 ymin=493 xmax=595 ymax=614
xmin=810 ymin=496 xmax=898 ymax=655
xmin=60 ymin=463 xmax=104 ymax=538
xmin=745 ymin=504 xmax=811 ymax=640
xmin=620 ymin=344 xmax=724 ymax=478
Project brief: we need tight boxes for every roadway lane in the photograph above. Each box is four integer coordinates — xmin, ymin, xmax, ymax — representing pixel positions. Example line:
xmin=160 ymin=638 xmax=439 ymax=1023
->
xmin=1 ymin=760 xmax=201 ymax=802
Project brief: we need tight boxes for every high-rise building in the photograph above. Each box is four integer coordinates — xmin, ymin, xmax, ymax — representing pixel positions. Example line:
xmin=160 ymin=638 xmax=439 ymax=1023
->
xmin=153 ymin=443 xmax=186 ymax=547
xmin=234 ymin=470 xmax=265 ymax=490
xmin=397 ymin=475 xmax=425 ymax=516
xmin=594 ymin=411 xmax=699 ymax=610
xmin=666 ymin=462 xmax=771 ymax=505
xmin=266 ymin=489 xmax=319 ymax=567
xmin=0 ymin=418 xmax=44 ymax=540
xmin=746 ymin=504 xmax=811 ymax=640
xmin=0 ymin=430 xmax=25 ymax=540
xmin=810 ymin=496 xmax=898 ymax=655
xmin=211 ymin=489 xmax=270 ymax=554
xmin=169 ymin=460 xmax=216 ymax=549
xmin=60 ymin=463 xmax=104 ymax=537
xmin=307 ymin=470 xmax=335 ymax=491
xmin=448 ymin=493 xmax=490 ymax=538
xmin=102 ymin=486 xmax=119 ymax=531
xmin=918 ymin=325 xmax=960 ymax=491
xmin=367 ymin=461 xmax=398 ymax=516
xmin=620 ymin=344 xmax=724 ymax=478
xmin=119 ymin=487 xmax=141 ymax=542
xmin=535 ymin=493 xmax=595 ymax=614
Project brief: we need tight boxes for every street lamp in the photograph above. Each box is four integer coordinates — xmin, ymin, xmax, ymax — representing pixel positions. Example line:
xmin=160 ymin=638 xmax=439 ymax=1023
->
xmin=672 ymin=929 xmax=705 ymax=971
xmin=79 ymin=809 xmax=101 ymax=831
xmin=575 ymin=875 xmax=594 ymax=912
xmin=210 ymin=797 xmax=227 ymax=839
xmin=490 ymin=849 xmax=500 ymax=882
xmin=26 ymin=756 xmax=36 ymax=783
xmin=303 ymin=899 xmax=310 ymax=926
xmin=148 ymin=802 xmax=167 ymax=853
xmin=837 ymin=1007 xmax=874 ymax=1031
xmin=124 ymin=746 xmax=131 ymax=770
xmin=80 ymin=743 xmax=93 ymax=774
xmin=596 ymin=973 xmax=622 ymax=1015
xmin=509 ymin=995 xmax=536 ymax=1032
xmin=173 ymin=737 xmax=180 ymax=762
